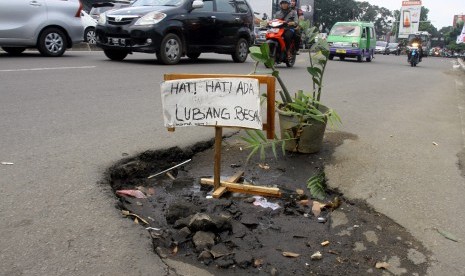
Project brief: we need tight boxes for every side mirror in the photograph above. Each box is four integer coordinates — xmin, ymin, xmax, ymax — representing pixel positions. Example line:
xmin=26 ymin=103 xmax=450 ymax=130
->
xmin=192 ymin=0 xmax=204 ymax=9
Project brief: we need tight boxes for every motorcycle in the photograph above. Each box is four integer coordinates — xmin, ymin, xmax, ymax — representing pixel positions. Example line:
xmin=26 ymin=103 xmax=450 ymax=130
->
xmin=265 ymin=19 xmax=297 ymax=67
xmin=408 ymin=43 xmax=421 ymax=67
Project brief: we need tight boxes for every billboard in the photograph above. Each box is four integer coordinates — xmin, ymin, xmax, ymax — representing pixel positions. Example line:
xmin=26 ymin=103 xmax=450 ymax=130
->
xmin=300 ymin=0 xmax=314 ymax=21
xmin=453 ymin=15 xmax=465 ymax=27
xmin=457 ymin=25 xmax=465 ymax=44
xmin=398 ymin=1 xmax=422 ymax=39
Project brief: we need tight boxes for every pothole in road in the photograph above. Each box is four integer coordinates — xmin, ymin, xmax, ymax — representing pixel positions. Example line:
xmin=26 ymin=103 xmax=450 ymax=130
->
xmin=104 ymin=134 xmax=430 ymax=275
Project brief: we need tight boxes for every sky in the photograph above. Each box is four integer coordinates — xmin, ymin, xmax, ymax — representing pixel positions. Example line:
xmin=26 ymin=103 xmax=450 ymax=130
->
xmin=248 ymin=0 xmax=464 ymax=29
xmin=357 ymin=0 xmax=465 ymax=29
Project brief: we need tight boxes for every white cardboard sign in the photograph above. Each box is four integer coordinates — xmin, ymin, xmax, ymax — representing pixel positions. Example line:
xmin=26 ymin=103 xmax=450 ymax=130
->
xmin=160 ymin=78 xmax=262 ymax=129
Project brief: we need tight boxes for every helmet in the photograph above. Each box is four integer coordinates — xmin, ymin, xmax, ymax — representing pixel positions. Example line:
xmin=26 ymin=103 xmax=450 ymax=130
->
xmin=280 ymin=0 xmax=290 ymax=4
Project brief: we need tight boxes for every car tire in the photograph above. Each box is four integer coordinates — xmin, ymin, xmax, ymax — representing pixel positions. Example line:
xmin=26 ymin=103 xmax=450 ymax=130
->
xmin=329 ymin=55 xmax=334 ymax=60
xmin=357 ymin=54 xmax=362 ymax=62
xmin=84 ymin=27 xmax=96 ymax=45
xmin=339 ymin=56 xmax=345 ymax=61
xmin=2 ymin=47 xmax=26 ymax=55
xmin=38 ymin=27 xmax=67 ymax=57
xmin=187 ymin=53 xmax=201 ymax=60
xmin=104 ymin=49 xmax=128 ymax=61
xmin=231 ymin=38 xmax=248 ymax=63
xmin=157 ymin=33 xmax=182 ymax=65
xmin=366 ymin=52 xmax=372 ymax=62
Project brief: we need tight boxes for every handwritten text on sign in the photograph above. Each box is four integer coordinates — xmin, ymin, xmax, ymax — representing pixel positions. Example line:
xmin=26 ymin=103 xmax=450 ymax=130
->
xmin=160 ymin=78 xmax=262 ymax=129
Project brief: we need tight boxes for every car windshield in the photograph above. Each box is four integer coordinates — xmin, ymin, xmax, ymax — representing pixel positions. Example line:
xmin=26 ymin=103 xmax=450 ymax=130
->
xmin=329 ymin=25 xmax=361 ymax=37
xmin=388 ymin=43 xmax=398 ymax=48
xmin=132 ymin=0 xmax=184 ymax=6
xmin=376 ymin=41 xmax=387 ymax=47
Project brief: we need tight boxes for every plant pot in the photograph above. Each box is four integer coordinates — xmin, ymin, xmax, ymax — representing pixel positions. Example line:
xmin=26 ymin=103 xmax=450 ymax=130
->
xmin=278 ymin=106 xmax=328 ymax=153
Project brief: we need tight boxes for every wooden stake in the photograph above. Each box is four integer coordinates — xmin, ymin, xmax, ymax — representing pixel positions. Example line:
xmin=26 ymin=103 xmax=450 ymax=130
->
xmin=226 ymin=171 xmax=244 ymax=183
xmin=201 ymin=178 xmax=281 ymax=198
xmin=214 ymin=126 xmax=222 ymax=191
xmin=212 ymin=186 xmax=228 ymax=198
xmin=166 ymin=172 xmax=176 ymax=180
xmin=211 ymin=171 xmax=245 ymax=198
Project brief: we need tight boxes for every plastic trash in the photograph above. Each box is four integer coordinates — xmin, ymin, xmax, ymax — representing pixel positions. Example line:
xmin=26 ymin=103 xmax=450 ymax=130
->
xmin=116 ymin=189 xmax=147 ymax=199
xmin=253 ymin=196 xmax=280 ymax=210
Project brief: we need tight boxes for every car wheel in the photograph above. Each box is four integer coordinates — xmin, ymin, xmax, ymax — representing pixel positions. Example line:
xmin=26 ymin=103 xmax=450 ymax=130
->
xmin=38 ymin=27 xmax=67 ymax=57
xmin=329 ymin=55 xmax=334 ymax=60
xmin=366 ymin=53 xmax=372 ymax=62
xmin=357 ymin=54 xmax=362 ymax=62
xmin=157 ymin=33 xmax=182 ymax=65
xmin=104 ymin=49 xmax=128 ymax=61
xmin=231 ymin=38 xmax=248 ymax=63
xmin=339 ymin=56 xmax=345 ymax=61
xmin=2 ymin=47 xmax=26 ymax=55
xmin=187 ymin=53 xmax=201 ymax=60
xmin=84 ymin=27 xmax=96 ymax=45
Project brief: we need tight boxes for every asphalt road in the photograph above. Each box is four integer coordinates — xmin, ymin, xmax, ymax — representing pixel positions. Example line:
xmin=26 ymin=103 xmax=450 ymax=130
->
xmin=0 ymin=50 xmax=464 ymax=275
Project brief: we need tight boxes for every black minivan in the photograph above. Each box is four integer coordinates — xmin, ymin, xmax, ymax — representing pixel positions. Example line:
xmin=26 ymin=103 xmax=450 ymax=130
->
xmin=95 ymin=0 xmax=254 ymax=65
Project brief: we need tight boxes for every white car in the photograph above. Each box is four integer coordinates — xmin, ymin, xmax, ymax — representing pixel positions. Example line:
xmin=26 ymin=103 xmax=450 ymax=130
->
xmin=81 ymin=11 xmax=97 ymax=44
xmin=375 ymin=41 xmax=388 ymax=54
xmin=0 ymin=0 xmax=84 ymax=56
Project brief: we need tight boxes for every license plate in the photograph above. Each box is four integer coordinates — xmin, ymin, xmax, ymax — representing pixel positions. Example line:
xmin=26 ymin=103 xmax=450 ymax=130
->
xmin=336 ymin=49 xmax=346 ymax=54
xmin=109 ymin=37 xmax=126 ymax=46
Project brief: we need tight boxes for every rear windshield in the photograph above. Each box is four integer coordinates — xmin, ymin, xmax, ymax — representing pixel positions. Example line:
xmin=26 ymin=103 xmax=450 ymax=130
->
xmin=376 ymin=41 xmax=387 ymax=47
xmin=132 ymin=0 xmax=184 ymax=6
xmin=329 ymin=25 xmax=361 ymax=37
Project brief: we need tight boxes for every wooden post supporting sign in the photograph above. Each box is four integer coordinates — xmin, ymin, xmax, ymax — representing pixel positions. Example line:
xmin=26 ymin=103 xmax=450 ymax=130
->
xmin=161 ymin=74 xmax=280 ymax=198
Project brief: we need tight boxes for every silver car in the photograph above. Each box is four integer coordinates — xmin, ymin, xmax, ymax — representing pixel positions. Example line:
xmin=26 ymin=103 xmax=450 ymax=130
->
xmin=0 ymin=0 xmax=84 ymax=56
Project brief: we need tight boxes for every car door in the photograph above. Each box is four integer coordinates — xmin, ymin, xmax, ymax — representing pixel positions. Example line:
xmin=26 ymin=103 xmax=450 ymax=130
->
xmin=184 ymin=0 xmax=218 ymax=48
xmin=0 ymin=0 xmax=46 ymax=43
xmin=213 ymin=0 xmax=239 ymax=47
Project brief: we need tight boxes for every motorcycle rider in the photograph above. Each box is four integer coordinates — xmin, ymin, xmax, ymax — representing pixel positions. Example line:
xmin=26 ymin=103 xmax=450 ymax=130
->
xmin=290 ymin=0 xmax=303 ymax=53
xmin=274 ymin=0 xmax=298 ymax=59
xmin=407 ymin=33 xmax=423 ymax=62
xmin=290 ymin=0 xmax=304 ymax=20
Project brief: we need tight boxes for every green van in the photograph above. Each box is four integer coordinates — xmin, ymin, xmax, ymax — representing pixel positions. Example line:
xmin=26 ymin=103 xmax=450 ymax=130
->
xmin=327 ymin=22 xmax=376 ymax=62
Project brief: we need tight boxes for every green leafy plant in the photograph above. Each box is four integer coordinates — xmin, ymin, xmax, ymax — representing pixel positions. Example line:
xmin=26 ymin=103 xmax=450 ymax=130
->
xmin=240 ymin=130 xmax=286 ymax=162
xmin=306 ymin=171 xmax=327 ymax=200
xmin=242 ymin=26 xmax=341 ymax=160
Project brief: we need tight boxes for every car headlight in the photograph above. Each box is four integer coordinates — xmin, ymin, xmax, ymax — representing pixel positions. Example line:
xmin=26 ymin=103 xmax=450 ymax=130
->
xmin=98 ymin=14 xmax=106 ymax=25
xmin=135 ymin=11 xmax=166 ymax=25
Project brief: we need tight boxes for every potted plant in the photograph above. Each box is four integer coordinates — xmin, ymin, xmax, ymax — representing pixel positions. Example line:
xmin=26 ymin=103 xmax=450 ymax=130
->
xmin=246 ymin=26 xmax=341 ymax=154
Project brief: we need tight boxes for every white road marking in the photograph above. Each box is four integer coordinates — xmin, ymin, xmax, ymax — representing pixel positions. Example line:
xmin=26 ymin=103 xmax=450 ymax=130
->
xmin=0 ymin=66 xmax=96 ymax=72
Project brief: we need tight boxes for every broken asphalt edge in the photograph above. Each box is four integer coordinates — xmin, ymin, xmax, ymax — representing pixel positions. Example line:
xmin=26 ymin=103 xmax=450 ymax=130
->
xmin=458 ymin=58 xmax=465 ymax=72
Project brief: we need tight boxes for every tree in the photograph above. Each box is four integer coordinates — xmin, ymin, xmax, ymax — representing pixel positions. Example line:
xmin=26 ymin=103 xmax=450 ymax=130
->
xmin=444 ymin=21 xmax=465 ymax=52
xmin=354 ymin=2 xmax=392 ymax=36
xmin=314 ymin=0 xmax=392 ymax=35
xmin=418 ymin=6 xmax=438 ymax=37
xmin=314 ymin=0 xmax=359 ymax=32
